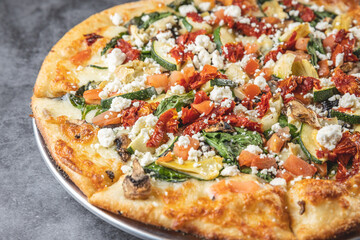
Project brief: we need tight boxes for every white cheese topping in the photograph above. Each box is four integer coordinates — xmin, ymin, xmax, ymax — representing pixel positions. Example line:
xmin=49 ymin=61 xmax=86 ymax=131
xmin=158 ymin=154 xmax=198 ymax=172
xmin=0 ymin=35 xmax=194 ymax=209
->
xmin=316 ymin=125 xmax=342 ymax=151
xmin=177 ymin=136 xmax=191 ymax=148
xmin=188 ymin=148 xmax=202 ymax=162
xmin=335 ymin=53 xmax=344 ymax=67
xmin=109 ymin=96 xmax=132 ymax=112
xmin=253 ymin=76 xmax=268 ymax=90
xmin=104 ymin=48 xmax=126 ymax=72
xmin=220 ymin=164 xmax=240 ymax=176
xmin=179 ymin=5 xmax=197 ymax=16
xmin=339 ymin=93 xmax=359 ymax=109
xmin=97 ymin=128 xmax=116 ymax=148
xmin=234 ymin=104 xmax=248 ymax=115
xmin=224 ymin=5 xmax=241 ymax=18
xmin=244 ymin=145 xmax=263 ymax=155
xmin=110 ymin=13 xmax=123 ymax=26
xmin=209 ymin=86 xmax=233 ymax=102
xmin=167 ymin=85 xmax=185 ymax=96
xmin=198 ymin=2 xmax=211 ymax=12
xmin=270 ymin=177 xmax=287 ymax=186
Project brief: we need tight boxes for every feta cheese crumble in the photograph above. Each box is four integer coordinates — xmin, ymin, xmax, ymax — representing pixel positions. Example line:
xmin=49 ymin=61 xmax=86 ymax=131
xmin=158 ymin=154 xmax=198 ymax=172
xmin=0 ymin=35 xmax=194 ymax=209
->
xmin=179 ymin=5 xmax=197 ymax=16
xmin=110 ymin=13 xmax=123 ymax=26
xmin=209 ymin=86 xmax=233 ymax=102
xmin=339 ymin=93 xmax=359 ymax=109
xmin=104 ymin=48 xmax=126 ymax=72
xmin=316 ymin=125 xmax=342 ymax=150
xmin=109 ymin=96 xmax=132 ymax=112
xmin=97 ymin=128 xmax=116 ymax=147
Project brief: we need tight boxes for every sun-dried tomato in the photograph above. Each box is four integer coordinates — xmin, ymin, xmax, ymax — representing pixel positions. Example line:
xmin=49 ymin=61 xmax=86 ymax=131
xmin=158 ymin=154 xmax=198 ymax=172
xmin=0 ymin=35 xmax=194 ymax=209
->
xmin=222 ymin=42 xmax=244 ymax=63
xmin=181 ymin=107 xmax=201 ymax=125
xmin=278 ymin=76 xmax=320 ymax=103
xmin=186 ymin=12 xmax=203 ymax=23
xmin=176 ymin=30 xmax=207 ymax=45
xmin=298 ymin=6 xmax=315 ymax=22
xmin=169 ymin=45 xmax=194 ymax=64
xmin=84 ymin=33 xmax=103 ymax=46
xmin=221 ymin=115 xmax=263 ymax=133
xmin=188 ymin=65 xmax=226 ymax=90
xmin=147 ymin=109 xmax=179 ymax=148
xmin=194 ymin=90 xmax=209 ymax=104
xmin=330 ymin=30 xmax=358 ymax=65
xmin=115 ymin=39 xmax=140 ymax=62
xmin=120 ymin=101 xmax=158 ymax=127
xmin=233 ymin=0 xmax=259 ymax=15
xmin=264 ymin=32 xmax=296 ymax=64
xmin=332 ymin=68 xmax=360 ymax=96
xmin=256 ymin=92 xmax=272 ymax=118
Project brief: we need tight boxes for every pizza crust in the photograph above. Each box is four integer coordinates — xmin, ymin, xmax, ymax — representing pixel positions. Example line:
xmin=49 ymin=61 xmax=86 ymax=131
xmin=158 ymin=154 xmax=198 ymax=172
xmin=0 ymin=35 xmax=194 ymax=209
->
xmin=31 ymin=0 xmax=360 ymax=239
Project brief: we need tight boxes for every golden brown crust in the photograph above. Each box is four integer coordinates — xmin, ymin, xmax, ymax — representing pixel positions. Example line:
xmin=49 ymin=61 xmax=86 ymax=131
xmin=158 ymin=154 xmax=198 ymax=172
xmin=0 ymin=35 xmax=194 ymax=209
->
xmin=33 ymin=0 xmax=171 ymax=98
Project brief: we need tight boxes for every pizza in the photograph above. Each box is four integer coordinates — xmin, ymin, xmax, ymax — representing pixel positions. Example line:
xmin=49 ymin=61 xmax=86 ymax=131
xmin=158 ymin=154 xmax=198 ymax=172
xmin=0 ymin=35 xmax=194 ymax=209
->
xmin=31 ymin=0 xmax=360 ymax=239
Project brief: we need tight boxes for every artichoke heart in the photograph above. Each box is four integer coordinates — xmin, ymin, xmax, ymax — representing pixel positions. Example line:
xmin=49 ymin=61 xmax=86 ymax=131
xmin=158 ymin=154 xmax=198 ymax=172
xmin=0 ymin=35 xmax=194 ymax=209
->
xmin=156 ymin=156 xmax=223 ymax=180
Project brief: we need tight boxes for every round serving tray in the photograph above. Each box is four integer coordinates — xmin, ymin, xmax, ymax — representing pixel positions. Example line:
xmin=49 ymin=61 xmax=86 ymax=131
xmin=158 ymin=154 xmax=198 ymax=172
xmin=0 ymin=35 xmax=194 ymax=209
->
xmin=32 ymin=119 xmax=199 ymax=240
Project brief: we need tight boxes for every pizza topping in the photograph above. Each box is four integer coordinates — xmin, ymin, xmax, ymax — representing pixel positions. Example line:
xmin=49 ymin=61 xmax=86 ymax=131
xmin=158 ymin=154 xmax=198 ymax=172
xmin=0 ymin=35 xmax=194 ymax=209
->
xmin=97 ymin=128 xmax=116 ymax=148
xmin=115 ymin=136 xmax=131 ymax=162
xmin=104 ymin=48 xmax=126 ymax=72
xmin=287 ymin=100 xmax=321 ymax=128
xmin=316 ymin=125 xmax=342 ymax=151
xmin=123 ymin=159 xmax=151 ymax=200
xmin=84 ymin=33 xmax=103 ymax=46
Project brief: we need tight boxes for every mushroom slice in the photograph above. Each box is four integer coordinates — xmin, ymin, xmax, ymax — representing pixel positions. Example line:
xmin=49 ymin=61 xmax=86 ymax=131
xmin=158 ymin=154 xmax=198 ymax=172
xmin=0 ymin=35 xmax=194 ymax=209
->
xmin=287 ymin=100 xmax=321 ymax=129
xmin=123 ymin=159 xmax=151 ymax=200
xmin=115 ymin=135 xmax=131 ymax=162
xmin=204 ymin=121 xmax=235 ymax=133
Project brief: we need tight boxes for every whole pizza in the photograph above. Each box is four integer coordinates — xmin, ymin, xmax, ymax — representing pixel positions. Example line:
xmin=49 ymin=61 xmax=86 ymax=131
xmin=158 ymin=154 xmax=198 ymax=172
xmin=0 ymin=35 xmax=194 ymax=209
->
xmin=31 ymin=0 xmax=360 ymax=239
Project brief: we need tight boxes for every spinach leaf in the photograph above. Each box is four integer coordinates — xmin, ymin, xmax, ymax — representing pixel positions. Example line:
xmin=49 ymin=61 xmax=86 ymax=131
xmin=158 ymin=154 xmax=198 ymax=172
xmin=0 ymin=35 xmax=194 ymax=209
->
xmin=68 ymin=94 xmax=102 ymax=120
xmin=202 ymin=128 xmax=263 ymax=165
xmin=307 ymin=34 xmax=326 ymax=65
xmin=126 ymin=12 xmax=173 ymax=30
xmin=278 ymin=114 xmax=299 ymax=138
xmin=167 ymin=0 xmax=193 ymax=11
xmin=314 ymin=10 xmax=336 ymax=20
xmin=354 ymin=48 xmax=360 ymax=59
xmin=257 ymin=0 xmax=272 ymax=5
xmin=75 ymin=81 xmax=99 ymax=97
xmin=87 ymin=65 xmax=108 ymax=70
xmin=101 ymin=31 xmax=128 ymax=56
xmin=240 ymin=167 xmax=275 ymax=182
xmin=154 ymin=91 xmax=195 ymax=116
xmin=144 ymin=163 xmax=190 ymax=182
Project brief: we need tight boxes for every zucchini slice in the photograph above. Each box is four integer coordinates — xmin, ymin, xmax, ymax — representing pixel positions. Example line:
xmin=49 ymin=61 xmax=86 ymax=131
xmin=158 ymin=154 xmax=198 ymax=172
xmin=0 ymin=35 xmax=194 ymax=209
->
xmin=279 ymin=23 xmax=310 ymax=42
xmin=273 ymin=53 xmax=296 ymax=79
xmin=181 ymin=17 xmax=193 ymax=32
xmin=127 ymin=133 xmax=156 ymax=154
xmin=156 ymin=156 xmax=223 ymax=180
xmin=313 ymin=87 xmax=338 ymax=102
xmin=261 ymin=0 xmax=287 ymax=19
xmin=182 ymin=16 xmax=212 ymax=34
xmin=330 ymin=108 xmax=360 ymax=124
xmin=213 ymin=26 xmax=236 ymax=53
xmin=101 ymin=87 xmax=157 ymax=109
xmin=210 ymin=78 xmax=237 ymax=88
xmin=151 ymin=40 xmax=179 ymax=71
xmin=292 ymin=59 xmax=319 ymax=78
xmin=299 ymin=123 xmax=327 ymax=164
xmin=260 ymin=96 xmax=283 ymax=131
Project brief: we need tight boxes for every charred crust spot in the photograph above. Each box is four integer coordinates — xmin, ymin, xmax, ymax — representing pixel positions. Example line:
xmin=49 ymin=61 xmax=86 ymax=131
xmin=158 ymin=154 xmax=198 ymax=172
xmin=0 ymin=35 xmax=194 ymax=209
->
xmin=117 ymin=211 xmax=122 ymax=215
xmin=105 ymin=170 xmax=115 ymax=181
xmin=75 ymin=134 xmax=81 ymax=139
xmin=297 ymin=200 xmax=306 ymax=215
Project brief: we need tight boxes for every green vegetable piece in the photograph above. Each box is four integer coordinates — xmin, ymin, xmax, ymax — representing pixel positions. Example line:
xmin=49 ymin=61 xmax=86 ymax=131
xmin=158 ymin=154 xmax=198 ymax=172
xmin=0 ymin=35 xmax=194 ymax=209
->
xmin=181 ymin=17 xmax=193 ymax=32
xmin=101 ymin=87 xmax=157 ymax=109
xmin=307 ymin=33 xmax=326 ymax=65
xmin=202 ymin=128 xmax=263 ymax=165
xmin=278 ymin=114 xmax=299 ymax=138
xmin=154 ymin=91 xmax=195 ymax=116
xmin=210 ymin=78 xmax=237 ymax=88
xmin=101 ymin=31 xmax=128 ymax=56
xmin=68 ymin=94 xmax=101 ymax=120
xmin=354 ymin=48 xmax=360 ymax=58
xmin=126 ymin=12 xmax=173 ymax=30
xmin=144 ymin=162 xmax=190 ymax=182
xmin=87 ymin=65 xmax=108 ymax=70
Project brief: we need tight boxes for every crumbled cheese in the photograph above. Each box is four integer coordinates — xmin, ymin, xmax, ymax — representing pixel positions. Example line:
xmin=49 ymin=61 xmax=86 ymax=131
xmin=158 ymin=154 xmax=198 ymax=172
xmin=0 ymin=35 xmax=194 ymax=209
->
xmin=316 ymin=125 xmax=342 ymax=150
xmin=315 ymin=21 xmax=331 ymax=31
xmin=179 ymin=5 xmax=197 ymax=16
xmin=221 ymin=98 xmax=233 ymax=108
xmin=253 ymin=76 xmax=268 ymax=90
xmin=209 ymin=86 xmax=233 ymax=102
xmin=270 ymin=177 xmax=287 ymax=186
xmin=244 ymin=145 xmax=263 ymax=154
xmin=220 ymin=164 xmax=240 ymax=176
xmin=141 ymin=15 xmax=150 ymax=22
xmin=177 ymin=136 xmax=191 ymax=148
xmin=104 ymin=48 xmax=126 ymax=72
xmin=195 ymin=35 xmax=216 ymax=53
xmin=319 ymin=77 xmax=334 ymax=88
xmin=188 ymin=148 xmax=202 ymax=161
xmin=121 ymin=165 xmax=132 ymax=175
xmin=271 ymin=123 xmax=281 ymax=132
xmin=129 ymin=114 xmax=158 ymax=140
xmin=138 ymin=152 xmax=156 ymax=166
xmin=339 ymin=93 xmax=359 ymax=108
xmin=211 ymin=50 xmax=224 ymax=69
xmin=234 ymin=104 xmax=248 ymax=115
xmin=335 ymin=53 xmax=344 ymax=67
xmin=224 ymin=5 xmax=241 ymax=18
xmin=203 ymin=150 xmax=216 ymax=158
xmin=97 ymin=128 xmax=116 ymax=148
xmin=109 ymin=96 xmax=132 ymax=112
xmin=349 ymin=26 xmax=360 ymax=40
xmin=167 ymin=85 xmax=185 ymax=96
xmin=110 ymin=13 xmax=123 ymax=26
xmin=198 ymin=2 xmax=211 ymax=11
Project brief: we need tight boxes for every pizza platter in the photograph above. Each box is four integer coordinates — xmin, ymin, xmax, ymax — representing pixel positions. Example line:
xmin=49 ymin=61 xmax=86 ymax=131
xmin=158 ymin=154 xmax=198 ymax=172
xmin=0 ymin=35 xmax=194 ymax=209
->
xmin=32 ymin=119 xmax=198 ymax=240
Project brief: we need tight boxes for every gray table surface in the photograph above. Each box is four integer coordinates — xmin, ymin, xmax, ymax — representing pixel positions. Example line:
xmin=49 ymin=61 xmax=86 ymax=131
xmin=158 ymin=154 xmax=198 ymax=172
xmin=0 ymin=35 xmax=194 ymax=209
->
xmin=0 ymin=0 xmax=140 ymax=239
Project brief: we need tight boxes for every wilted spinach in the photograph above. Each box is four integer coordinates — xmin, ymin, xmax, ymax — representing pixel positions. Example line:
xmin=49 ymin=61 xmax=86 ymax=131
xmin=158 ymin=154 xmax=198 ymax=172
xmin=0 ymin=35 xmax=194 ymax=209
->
xmin=126 ymin=12 xmax=173 ymax=30
xmin=101 ymin=31 xmax=128 ymax=56
xmin=202 ymin=127 xmax=263 ymax=165
xmin=154 ymin=91 xmax=195 ymax=116
xmin=167 ymin=0 xmax=193 ymax=11
xmin=278 ymin=114 xmax=299 ymax=138
xmin=307 ymin=34 xmax=326 ymax=65
xmin=144 ymin=162 xmax=190 ymax=182
xmin=240 ymin=167 xmax=275 ymax=182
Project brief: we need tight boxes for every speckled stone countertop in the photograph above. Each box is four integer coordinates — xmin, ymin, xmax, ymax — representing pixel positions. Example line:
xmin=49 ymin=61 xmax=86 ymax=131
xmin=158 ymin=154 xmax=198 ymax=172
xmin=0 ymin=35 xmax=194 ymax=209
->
xmin=0 ymin=0 xmax=140 ymax=239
